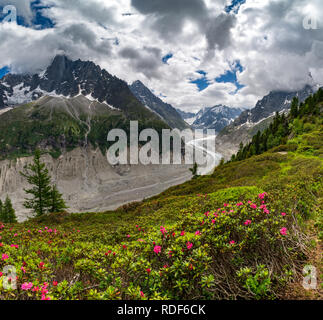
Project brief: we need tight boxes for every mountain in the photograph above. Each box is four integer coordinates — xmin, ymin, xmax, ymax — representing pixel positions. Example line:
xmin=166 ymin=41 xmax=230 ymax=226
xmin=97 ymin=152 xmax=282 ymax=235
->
xmin=217 ymin=85 xmax=318 ymax=156
xmin=175 ymin=108 xmax=197 ymax=125
xmin=129 ymin=80 xmax=189 ymax=130
xmin=233 ymin=85 xmax=316 ymax=126
xmin=0 ymin=56 xmax=171 ymax=159
xmin=0 ymin=55 xmax=168 ymax=122
xmin=0 ymin=94 xmax=169 ymax=160
xmin=192 ymin=105 xmax=243 ymax=132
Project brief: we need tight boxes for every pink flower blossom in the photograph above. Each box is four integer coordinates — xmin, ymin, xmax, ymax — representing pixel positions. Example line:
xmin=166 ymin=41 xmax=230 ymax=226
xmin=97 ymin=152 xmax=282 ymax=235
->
xmin=21 ymin=282 xmax=33 ymax=291
xmin=160 ymin=226 xmax=167 ymax=235
xmin=236 ymin=202 xmax=243 ymax=206
xmin=186 ymin=242 xmax=193 ymax=250
xmin=153 ymin=246 xmax=161 ymax=254
xmin=229 ymin=240 xmax=235 ymax=245
xmin=280 ymin=227 xmax=287 ymax=236
xmin=244 ymin=220 xmax=252 ymax=226
xmin=258 ymin=192 xmax=268 ymax=200
xmin=140 ymin=291 xmax=145 ymax=298
xmin=281 ymin=212 xmax=286 ymax=216
xmin=250 ymin=203 xmax=257 ymax=209
xmin=195 ymin=230 xmax=201 ymax=236
xmin=180 ymin=231 xmax=185 ymax=236
xmin=21 ymin=267 xmax=26 ymax=273
xmin=212 ymin=219 xmax=216 ymax=224
xmin=1 ymin=253 xmax=9 ymax=261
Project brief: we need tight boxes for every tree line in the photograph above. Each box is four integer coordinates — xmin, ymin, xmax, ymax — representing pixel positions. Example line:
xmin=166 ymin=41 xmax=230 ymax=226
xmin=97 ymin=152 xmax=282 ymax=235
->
xmin=231 ymin=87 xmax=323 ymax=163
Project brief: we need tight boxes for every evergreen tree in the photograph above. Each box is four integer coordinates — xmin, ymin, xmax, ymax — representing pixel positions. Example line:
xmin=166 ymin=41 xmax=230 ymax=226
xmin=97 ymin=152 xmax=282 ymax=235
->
xmin=189 ymin=162 xmax=198 ymax=178
xmin=254 ymin=131 xmax=261 ymax=155
xmin=3 ymin=196 xmax=17 ymax=223
xmin=290 ymin=97 xmax=299 ymax=118
xmin=49 ymin=185 xmax=68 ymax=213
xmin=0 ymin=199 xmax=4 ymax=222
xmin=20 ymin=150 xmax=52 ymax=216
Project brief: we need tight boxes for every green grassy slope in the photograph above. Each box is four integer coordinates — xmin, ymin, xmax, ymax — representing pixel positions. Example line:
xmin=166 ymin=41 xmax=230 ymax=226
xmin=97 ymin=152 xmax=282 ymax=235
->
xmin=0 ymin=105 xmax=322 ymax=300
xmin=0 ymin=96 xmax=169 ymax=159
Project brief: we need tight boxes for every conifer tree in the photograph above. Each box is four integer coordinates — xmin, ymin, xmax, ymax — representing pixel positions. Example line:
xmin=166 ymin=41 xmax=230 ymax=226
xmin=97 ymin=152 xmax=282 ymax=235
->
xmin=0 ymin=199 xmax=4 ymax=222
xmin=49 ymin=185 xmax=68 ymax=213
xmin=290 ymin=97 xmax=299 ymax=118
xmin=20 ymin=149 xmax=52 ymax=216
xmin=3 ymin=196 xmax=17 ymax=223
xmin=189 ymin=162 xmax=198 ymax=178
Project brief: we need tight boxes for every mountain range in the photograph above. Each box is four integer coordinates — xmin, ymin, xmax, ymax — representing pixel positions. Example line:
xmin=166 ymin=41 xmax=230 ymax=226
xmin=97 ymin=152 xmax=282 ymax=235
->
xmin=192 ymin=105 xmax=243 ymax=132
xmin=0 ymin=55 xmax=171 ymax=159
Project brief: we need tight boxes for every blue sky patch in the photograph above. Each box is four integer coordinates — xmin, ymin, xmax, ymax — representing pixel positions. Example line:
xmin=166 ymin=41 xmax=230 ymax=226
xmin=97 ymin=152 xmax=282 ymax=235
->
xmin=190 ymin=70 xmax=211 ymax=91
xmin=215 ymin=61 xmax=245 ymax=93
xmin=0 ymin=66 xmax=10 ymax=79
xmin=225 ymin=0 xmax=246 ymax=14
xmin=162 ymin=53 xmax=173 ymax=64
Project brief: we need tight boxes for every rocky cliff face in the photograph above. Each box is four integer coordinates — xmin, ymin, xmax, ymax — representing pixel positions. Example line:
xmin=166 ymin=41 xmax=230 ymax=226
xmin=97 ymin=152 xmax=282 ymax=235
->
xmin=0 ymin=55 xmax=158 ymax=118
xmin=129 ymin=80 xmax=189 ymax=130
xmin=0 ymin=147 xmax=191 ymax=222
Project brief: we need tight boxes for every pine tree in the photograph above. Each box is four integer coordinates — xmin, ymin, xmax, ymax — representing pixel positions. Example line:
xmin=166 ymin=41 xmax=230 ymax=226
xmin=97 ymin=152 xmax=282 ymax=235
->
xmin=4 ymin=196 xmax=17 ymax=223
xmin=20 ymin=149 xmax=52 ymax=216
xmin=189 ymin=162 xmax=198 ymax=178
xmin=49 ymin=185 xmax=68 ymax=213
xmin=0 ymin=199 xmax=4 ymax=222
xmin=290 ymin=97 xmax=299 ymax=118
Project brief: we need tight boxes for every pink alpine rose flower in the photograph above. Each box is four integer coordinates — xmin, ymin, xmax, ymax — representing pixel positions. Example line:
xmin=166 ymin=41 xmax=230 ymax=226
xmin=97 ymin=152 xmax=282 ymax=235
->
xmin=186 ymin=242 xmax=193 ymax=250
xmin=280 ymin=227 xmax=287 ymax=236
xmin=153 ymin=246 xmax=161 ymax=254
xmin=21 ymin=282 xmax=33 ymax=291
xmin=1 ymin=253 xmax=9 ymax=261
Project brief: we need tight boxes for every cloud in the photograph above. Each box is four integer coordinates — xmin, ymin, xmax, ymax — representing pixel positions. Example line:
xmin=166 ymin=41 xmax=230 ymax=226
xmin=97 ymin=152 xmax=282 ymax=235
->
xmin=0 ymin=0 xmax=322 ymax=113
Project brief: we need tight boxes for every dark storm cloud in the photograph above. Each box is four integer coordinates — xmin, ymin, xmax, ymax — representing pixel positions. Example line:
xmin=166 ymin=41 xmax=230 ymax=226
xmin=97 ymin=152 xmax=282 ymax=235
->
xmin=131 ymin=0 xmax=236 ymax=52
xmin=205 ymin=13 xmax=237 ymax=51
xmin=61 ymin=24 xmax=112 ymax=55
xmin=131 ymin=0 xmax=207 ymax=38
xmin=120 ymin=45 xmax=163 ymax=79
xmin=131 ymin=0 xmax=207 ymax=17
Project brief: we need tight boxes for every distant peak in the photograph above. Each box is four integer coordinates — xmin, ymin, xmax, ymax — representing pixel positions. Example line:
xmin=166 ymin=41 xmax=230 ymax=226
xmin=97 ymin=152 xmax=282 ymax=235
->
xmin=132 ymin=80 xmax=145 ymax=87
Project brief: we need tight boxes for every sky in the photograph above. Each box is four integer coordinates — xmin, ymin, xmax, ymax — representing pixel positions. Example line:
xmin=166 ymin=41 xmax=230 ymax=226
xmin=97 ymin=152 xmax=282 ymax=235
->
xmin=0 ymin=0 xmax=322 ymax=112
